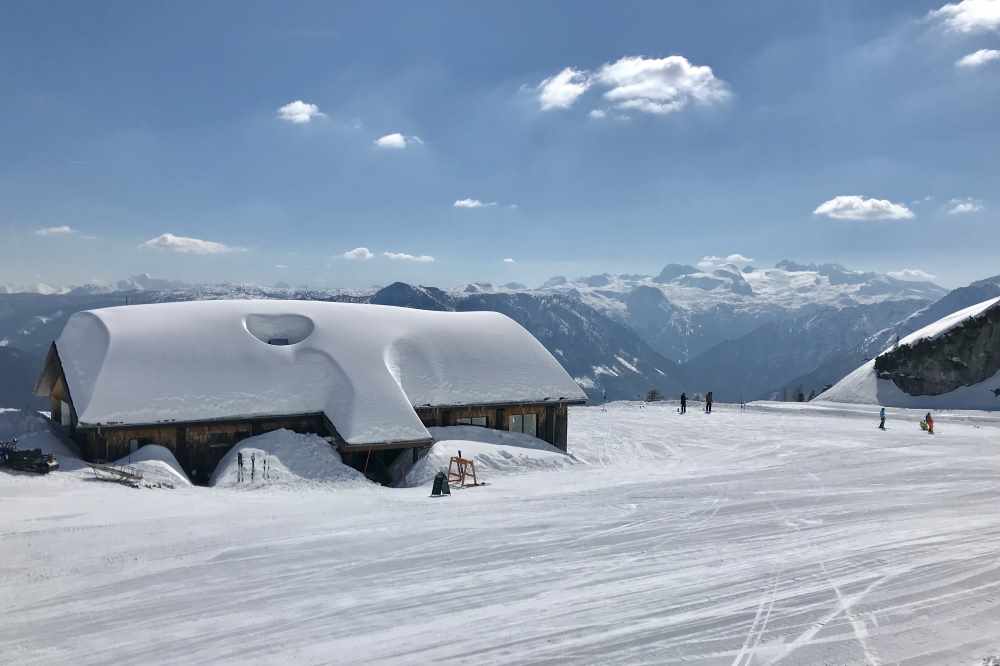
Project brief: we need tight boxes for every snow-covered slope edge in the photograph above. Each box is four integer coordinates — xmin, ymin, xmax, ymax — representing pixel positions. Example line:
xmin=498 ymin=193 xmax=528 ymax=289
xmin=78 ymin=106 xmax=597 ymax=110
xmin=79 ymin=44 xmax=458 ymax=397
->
xmin=817 ymin=296 xmax=1000 ymax=410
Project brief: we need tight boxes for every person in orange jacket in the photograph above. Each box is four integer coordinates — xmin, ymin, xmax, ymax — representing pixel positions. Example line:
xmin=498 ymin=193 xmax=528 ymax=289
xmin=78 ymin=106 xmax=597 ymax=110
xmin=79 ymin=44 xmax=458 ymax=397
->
xmin=925 ymin=412 xmax=934 ymax=434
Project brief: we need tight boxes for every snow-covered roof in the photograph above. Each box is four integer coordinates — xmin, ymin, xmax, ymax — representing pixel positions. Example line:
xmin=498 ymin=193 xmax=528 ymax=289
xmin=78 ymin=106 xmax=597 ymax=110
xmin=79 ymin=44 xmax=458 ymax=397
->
xmin=818 ymin=296 xmax=1000 ymax=410
xmin=45 ymin=300 xmax=587 ymax=445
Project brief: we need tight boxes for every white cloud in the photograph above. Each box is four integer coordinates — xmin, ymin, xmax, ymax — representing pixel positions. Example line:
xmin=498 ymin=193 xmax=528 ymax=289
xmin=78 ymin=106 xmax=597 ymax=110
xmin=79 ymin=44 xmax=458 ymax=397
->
xmin=275 ymin=264 xmax=288 ymax=269
xmin=503 ymin=257 xmax=516 ymax=263
xmin=374 ymin=132 xmax=423 ymax=149
xmin=930 ymin=0 xmax=1000 ymax=33
xmin=588 ymin=109 xmax=608 ymax=119
xmin=342 ymin=247 xmax=374 ymax=261
xmin=888 ymin=268 xmax=937 ymax=281
xmin=35 ymin=225 xmax=76 ymax=236
xmin=595 ymin=55 xmax=730 ymax=116
xmin=140 ymin=233 xmax=243 ymax=255
xmin=537 ymin=67 xmax=592 ymax=110
xmin=813 ymin=195 xmax=914 ymax=221
xmin=946 ymin=197 xmax=984 ymax=214
xmin=277 ymin=100 xmax=325 ymax=124
xmin=384 ymin=251 xmax=435 ymax=263
xmin=956 ymin=48 xmax=1000 ymax=67
xmin=697 ymin=254 xmax=755 ymax=270
xmin=454 ymin=198 xmax=497 ymax=208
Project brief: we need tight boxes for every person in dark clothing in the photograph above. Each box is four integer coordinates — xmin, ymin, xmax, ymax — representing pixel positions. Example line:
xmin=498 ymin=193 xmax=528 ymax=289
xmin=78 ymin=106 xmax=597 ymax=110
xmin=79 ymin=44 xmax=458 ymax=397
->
xmin=237 ymin=451 xmax=244 ymax=483
xmin=705 ymin=391 xmax=713 ymax=413
xmin=878 ymin=406 xmax=886 ymax=430
xmin=680 ymin=392 xmax=687 ymax=414
xmin=251 ymin=453 xmax=256 ymax=481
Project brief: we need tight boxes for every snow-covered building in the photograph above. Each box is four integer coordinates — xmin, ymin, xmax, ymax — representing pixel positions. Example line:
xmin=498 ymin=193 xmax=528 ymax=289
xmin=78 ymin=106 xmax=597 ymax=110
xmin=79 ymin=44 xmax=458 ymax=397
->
xmin=34 ymin=300 xmax=587 ymax=482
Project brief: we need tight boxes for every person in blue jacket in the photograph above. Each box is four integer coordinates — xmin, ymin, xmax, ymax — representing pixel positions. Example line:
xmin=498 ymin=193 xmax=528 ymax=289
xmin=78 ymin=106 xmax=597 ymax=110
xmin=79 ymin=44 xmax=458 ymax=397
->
xmin=878 ymin=406 xmax=886 ymax=430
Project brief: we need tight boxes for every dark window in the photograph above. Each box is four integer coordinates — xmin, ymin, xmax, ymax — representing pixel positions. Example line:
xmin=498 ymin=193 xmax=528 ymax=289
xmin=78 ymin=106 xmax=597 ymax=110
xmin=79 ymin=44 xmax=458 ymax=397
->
xmin=267 ymin=337 xmax=290 ymax=346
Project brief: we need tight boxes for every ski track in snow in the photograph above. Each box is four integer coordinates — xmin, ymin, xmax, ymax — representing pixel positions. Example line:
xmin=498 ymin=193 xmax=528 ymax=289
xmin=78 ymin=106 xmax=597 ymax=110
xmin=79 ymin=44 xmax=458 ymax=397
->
xmin=2 ymin=402 xmax=1000 ymax=664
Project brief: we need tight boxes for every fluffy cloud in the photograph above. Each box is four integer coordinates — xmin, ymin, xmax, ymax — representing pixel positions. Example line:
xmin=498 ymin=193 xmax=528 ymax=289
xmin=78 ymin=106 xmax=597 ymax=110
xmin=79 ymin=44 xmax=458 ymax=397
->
xmin=35 ymin=225 xmax=76 ymax=236
xmin=536 ymin=56 xmax=729 ymax=116
xmin=384 ymin=251 xmax=435 ymax=263
xmin=140 ymin=233 xmax=243 ymax=255
xmin=930 ymin=0 xmax=1000 ymax=33
xmin=537 ymin=67 xmax=592 ymax=110
xmin=454 ymin=198 xmax=497 ymax=208
xmin=888 ymin=268 xmax=937 ymax=281
xmin=697 ymin=253 xmax=755 ymax=270
xmin=374 ymin=133 xmax=423 ymax=149
xmin=595 ymin=55 xmax=730 ymax=115
xmin=946 ymin=197 xmax=984 ymax=214
xmin=956 ymin=48 xmax=1000 ymax=67
xmin=277 ymin=100 xmax=325 ymax=124
xmin=342 ymin=247 xmax=374 ymax=261
xmin=813 ymin=195 xmax=914 ymax=221
xmin=503 ymin=257 xmax=516 ymax=263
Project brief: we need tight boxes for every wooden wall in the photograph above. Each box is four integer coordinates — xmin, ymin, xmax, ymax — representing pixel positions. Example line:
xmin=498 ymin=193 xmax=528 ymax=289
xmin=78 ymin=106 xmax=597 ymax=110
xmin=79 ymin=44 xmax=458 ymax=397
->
xmin=76 ymin=414 xmax=327 ymax=485
xmin=414 ymin=402 xmax=570 ymax=451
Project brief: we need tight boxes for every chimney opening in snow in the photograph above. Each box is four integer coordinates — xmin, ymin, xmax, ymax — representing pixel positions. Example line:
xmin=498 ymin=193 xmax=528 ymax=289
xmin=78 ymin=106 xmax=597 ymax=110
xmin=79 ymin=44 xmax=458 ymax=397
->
xmin=244 ymin=313 xmax=315 ymax=346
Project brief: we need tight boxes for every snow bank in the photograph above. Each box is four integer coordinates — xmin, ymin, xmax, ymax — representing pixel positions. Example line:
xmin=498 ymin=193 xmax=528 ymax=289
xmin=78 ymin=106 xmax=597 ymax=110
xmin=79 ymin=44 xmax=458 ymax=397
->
xmin=210 ymin=429 xmax=370 ymax=489
xmin=48 ymin=300 xmax=586 ymax=447
xmin=394 ymin=425 xmax=577 ymax=487
xmin=0 ymin=408 xmax=86 ymax=473
xmin=819 ymin=296 xmax=1000 ymax=410
xmin=114 ymin=444 xmax=191 ymax=487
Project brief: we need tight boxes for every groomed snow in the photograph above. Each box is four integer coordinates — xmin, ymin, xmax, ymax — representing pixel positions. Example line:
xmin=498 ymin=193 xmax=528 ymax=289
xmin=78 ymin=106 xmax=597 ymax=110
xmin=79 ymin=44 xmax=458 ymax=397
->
xmin=818 ymin=296 xmax=1000 ymax=410
xmin=46 ymin=300 xmax=587 ymax=446
xmin=3 ymin=402 xmax=1000 ymax=663
xmin=393 ymin=425 xmax=578 ymax=487
xmin=210 ymin=429 xmax=371 ymax=489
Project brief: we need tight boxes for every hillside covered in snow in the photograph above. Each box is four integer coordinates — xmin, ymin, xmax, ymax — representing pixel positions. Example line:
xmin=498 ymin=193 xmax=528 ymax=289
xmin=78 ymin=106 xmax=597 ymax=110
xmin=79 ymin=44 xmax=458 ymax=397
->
xmin=819 ymin=296 xmax=1000 ymax=410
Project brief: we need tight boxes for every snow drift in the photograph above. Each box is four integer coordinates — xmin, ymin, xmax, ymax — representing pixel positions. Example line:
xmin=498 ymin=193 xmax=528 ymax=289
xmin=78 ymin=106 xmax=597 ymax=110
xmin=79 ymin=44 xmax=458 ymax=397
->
xmin=393 ymin=425 xmax=577 ymax=487
xmin=0 ymin=408 xmax=86 ymax=473
xmin=114 ymin=444 xmax=191 ymax=487
xmin=819 ymin=296 xmax=1000 ymax=410
xmin=40 ymin=300 xmax=586 ymax=447
xmin=210 ymin=429 xmax=370 ymax=489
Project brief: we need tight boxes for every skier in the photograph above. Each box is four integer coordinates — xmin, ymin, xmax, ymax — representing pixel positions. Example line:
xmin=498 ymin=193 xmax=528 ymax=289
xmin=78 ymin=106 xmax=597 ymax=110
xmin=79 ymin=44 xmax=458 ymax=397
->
xmin=237 ymin=451 xmax=244 ymax=483
xmin=925 ymin=412 xmax=934 ymax=435
xmin=878 ymin=406 xmax=886 ymax=430
xmin=705 ymin=391 xmax=713 ymax=414
xmin=251 ymin=453 xmax=256 ymax=481
xmin=680 ymin=392 xmax=687 ymax=414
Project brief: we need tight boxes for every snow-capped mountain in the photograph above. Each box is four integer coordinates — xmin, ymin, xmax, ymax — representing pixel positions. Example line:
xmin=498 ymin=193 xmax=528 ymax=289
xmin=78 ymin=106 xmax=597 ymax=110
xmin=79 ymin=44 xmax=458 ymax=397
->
xmin=819 ymin=296 xmax=1000 ymax=410
xmin=523 ymin=260 xmax=947 ymax=362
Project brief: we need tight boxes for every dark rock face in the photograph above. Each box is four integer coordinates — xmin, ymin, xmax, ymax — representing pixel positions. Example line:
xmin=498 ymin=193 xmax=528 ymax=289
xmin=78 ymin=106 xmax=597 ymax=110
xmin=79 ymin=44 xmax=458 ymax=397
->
xmin=875 ymin=302 xmax=1000 ymax=396
xmin=654 ymin=264 xmax=699 ymax=283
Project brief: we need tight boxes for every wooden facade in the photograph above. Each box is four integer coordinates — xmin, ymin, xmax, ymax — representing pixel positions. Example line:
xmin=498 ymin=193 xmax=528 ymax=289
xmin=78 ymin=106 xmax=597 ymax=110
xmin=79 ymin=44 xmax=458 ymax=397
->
xmin=37 ymin=343 xmax=581 ymax=485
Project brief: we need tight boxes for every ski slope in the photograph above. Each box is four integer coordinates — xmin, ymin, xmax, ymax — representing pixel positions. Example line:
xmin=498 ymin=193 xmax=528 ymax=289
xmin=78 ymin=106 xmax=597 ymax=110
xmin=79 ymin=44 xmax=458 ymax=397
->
xmin=2 ymin=402 xmax=1000 ymax=664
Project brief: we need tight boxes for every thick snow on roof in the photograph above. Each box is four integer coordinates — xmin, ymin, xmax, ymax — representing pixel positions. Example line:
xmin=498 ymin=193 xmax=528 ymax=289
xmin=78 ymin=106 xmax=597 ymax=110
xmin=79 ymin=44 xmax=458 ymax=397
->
xmin=52 ymin=300 xmax=586 ymax=445
xmin=818 ymin=296 xmax=1000 ymax=409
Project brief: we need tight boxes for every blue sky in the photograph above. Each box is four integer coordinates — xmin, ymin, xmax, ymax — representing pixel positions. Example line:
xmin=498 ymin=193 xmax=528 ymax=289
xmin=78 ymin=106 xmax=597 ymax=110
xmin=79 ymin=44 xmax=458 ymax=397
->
xmin=1 ymin=0 xmax=998 ymax=289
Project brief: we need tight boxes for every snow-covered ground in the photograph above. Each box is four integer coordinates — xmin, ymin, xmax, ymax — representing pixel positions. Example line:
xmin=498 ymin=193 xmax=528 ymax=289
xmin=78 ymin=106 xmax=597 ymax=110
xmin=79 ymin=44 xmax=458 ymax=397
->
xmin=3 ymin=402 xmax=1000 ymax=664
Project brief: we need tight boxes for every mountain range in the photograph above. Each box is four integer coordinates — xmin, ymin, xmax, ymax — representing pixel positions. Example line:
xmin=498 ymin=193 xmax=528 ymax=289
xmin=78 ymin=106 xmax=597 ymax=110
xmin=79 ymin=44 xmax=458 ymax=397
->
xmin=1 ymin=261 xmax=994 ymax=409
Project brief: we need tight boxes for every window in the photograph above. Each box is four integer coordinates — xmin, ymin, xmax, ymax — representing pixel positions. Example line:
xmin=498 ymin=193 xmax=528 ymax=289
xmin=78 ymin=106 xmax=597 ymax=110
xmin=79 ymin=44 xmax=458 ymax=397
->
xmin=509 ymin=413 xmax=538 ymax=437
xmin=523 ymin=413 xmax=537 ymax=437
xmin=456 ymin=416 xmax=488 ymax=427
